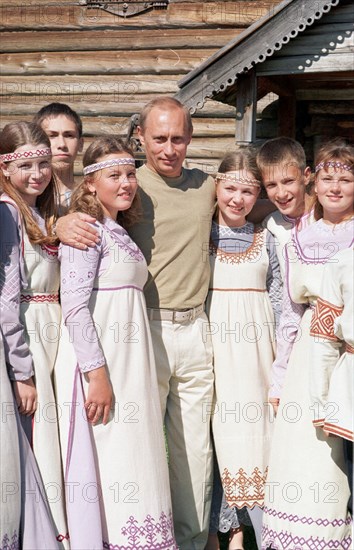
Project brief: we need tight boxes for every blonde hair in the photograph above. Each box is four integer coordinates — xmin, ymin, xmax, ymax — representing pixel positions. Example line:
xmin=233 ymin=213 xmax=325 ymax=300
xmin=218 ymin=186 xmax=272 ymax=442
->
xmin=313 ymin=139 xmax=354 ymax=221
xmin=0 ymin=121 xmax=59 ymax=245
xmin=69 ymin=136 xmax=141 ymax=228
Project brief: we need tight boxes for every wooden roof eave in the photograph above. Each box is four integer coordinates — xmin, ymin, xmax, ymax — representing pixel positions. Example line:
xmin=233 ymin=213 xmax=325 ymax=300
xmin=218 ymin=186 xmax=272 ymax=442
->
xmin=175 ymin=0 xmax=341 ymax=113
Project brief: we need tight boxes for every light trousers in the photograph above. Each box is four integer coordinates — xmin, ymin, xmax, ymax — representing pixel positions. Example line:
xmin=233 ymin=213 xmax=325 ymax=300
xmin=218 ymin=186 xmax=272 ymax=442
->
xmin=149 ymin=312 xmax=214 ymax=550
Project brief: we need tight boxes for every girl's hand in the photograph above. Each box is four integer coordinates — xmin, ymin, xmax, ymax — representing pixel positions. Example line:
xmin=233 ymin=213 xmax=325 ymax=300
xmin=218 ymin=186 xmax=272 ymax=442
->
xmin=269 ymin=397 xmax=280 ymax=416
xmin=56 ymin=213 xmax=99 ymax=249
xmin=13 ymin=378 xmax=37 ymax=416
xmin=85 ymin=366 xmax=113 ymax=425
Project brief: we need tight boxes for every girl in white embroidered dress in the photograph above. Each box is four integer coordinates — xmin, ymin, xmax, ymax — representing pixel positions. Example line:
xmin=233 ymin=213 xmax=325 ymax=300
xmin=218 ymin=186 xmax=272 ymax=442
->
xmin=55 ymin=136 xmax=177 ymax=549
xmin=309 ymin=246 xmax=353 ymax=518
xmin=207 ymin=150 xmax=282 ymax=550
xmin=262 ymin=141 xmax=354 ymax=550
xmin=0 ymin=121 xmax=66 ymax=547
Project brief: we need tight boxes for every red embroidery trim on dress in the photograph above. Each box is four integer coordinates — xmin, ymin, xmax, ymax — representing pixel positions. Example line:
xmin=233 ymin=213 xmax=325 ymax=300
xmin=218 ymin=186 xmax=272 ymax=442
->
xmin=56 ymin=533 xmax=70 ymax=543
xmin=209 ymin=225 xmax=264 ymax=265
xmin=346 ymin=343 xmax=354 ymax=354
xmin=20 ymin=293 xmax=59 ymax=303
xmin=323 ymin=423 xmax=354 ymax=441
xmin=221 ymin=466 xmax=267 ymax=508
xmin=310 ymin=297 xmax=343 ymax=341
xmin=312 ymin=417 xmax=325 ymax=427
xmin=41 ymin=243 xmax=58 ymax=257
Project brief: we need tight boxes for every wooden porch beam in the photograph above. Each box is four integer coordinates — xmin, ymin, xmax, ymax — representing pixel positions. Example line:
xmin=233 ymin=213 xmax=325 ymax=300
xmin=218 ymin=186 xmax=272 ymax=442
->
xmin=257 ymin=75 xmax=294 ymax=100
xmin=235 ymin=69 xmax=257 ymax=144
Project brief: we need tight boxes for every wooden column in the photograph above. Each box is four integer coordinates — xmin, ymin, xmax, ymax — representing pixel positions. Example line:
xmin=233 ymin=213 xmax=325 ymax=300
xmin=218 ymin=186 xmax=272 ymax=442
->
xmin=235 ymin=68 xmax=257 ymax=145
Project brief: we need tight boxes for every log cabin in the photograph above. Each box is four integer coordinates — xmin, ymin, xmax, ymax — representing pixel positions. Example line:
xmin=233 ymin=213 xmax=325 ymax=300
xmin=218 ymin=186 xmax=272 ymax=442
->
xmin=1 ymin=0 xmax=279 ymax=174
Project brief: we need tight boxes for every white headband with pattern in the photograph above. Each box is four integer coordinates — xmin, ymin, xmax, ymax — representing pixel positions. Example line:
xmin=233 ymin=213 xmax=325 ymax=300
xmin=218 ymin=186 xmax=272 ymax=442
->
xmin=215 ymin=172 xmax=261 ymax=188
xmin=83 ymin=157 xmax=136 ymax=175
xmin=0 ymin=148 xmax=52 ymax=163
xmin=315 ymin=161 xmax=354 ymax=174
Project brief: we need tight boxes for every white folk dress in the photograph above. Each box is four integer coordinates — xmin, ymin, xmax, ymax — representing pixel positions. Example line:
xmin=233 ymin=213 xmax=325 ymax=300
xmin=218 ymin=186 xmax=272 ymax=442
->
xmin=262 ymin=219 xmax=353 ymax=550
xmin=55 ymin=218 xmax=177 ymax=550
xmin=310 ymin=246 xmax=354 ymax=441
xmin=0 ymin=196 xmax=68 ymax=548
xmin=207 ymin=223 xmax=279 ymax=509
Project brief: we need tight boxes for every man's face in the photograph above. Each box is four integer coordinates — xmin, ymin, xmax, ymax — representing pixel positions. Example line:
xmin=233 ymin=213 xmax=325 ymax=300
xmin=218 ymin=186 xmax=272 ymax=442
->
xmin=137 ymin=107 xmax=192 ymax=178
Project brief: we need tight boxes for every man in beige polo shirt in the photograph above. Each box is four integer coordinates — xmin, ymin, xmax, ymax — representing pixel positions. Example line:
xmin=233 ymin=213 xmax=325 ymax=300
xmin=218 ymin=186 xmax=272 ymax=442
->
xmin=56 ymin=97 xmax=215 ymax=549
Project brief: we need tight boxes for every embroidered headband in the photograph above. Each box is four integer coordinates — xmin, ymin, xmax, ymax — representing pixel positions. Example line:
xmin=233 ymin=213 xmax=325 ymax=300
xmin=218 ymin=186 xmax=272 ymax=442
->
xmin=215 ymin=172 xmax=261 ymax=188
xmin=83 ymin=157 xmax=136 ymax=175
xmin=315 ymin=161 xmax=354 ymax=174
xmin=0 ymin=148 xmax=52 ymax=163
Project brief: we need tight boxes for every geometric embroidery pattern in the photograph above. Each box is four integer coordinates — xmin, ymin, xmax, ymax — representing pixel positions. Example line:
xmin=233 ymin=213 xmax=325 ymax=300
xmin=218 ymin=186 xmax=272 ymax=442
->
xmin=310 ymin=297 xmax=343 ymax=342
xmin=56 ymin=532 xmax=70 ymax=543
xmin=315 ymin=160 xmax=354 ymax=174
xmin=0 ymin=253 xmax=20 ymax=311
xmin=83 ymin=157 xmax=135 ymax=176
xmin=212 ymin=220 xmax=255 ymax=238
xmin=210 ymin=225 xmax=264 ymax=265
xmin=263 ymin=507 xmax=352 ymax=527
xmin=0 ymin=531 xmax=19 ymax=550
xmin=41 ymin=243 xmax=59 ymax=257
xmin=104 ymin=224 xmax=144 ymax=263
xmin=221 ymin=466 xmax=267 ymax=508
xmin=20 ymin=293 xmax=59 ymax=303
xmin=103 ymin=511 xmax=177 ymax=549
xmin=0 ymin=148 xmax=51 ymax=163
xmin=262 ymin=526 xmax=352 ymax=550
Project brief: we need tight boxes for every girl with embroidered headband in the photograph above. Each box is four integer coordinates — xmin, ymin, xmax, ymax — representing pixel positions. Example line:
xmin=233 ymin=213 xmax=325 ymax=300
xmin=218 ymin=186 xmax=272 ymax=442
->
xmin=0 ymin=121 xmax=67 ymax=546
xmin=206 ymin=149 xmax=282 ymax=550
xmin=262 ymin=140 xmax=353 ymax=549
xmin=54 ymin=136 xmax=177 ymax=549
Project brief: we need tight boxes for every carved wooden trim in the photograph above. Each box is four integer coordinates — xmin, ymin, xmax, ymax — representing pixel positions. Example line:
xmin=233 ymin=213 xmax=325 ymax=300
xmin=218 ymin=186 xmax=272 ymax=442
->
xmin=82 ymin=0 xmax=168 ymax=18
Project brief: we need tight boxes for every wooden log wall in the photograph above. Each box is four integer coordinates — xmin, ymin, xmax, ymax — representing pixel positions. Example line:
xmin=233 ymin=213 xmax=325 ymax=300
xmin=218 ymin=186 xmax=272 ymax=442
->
xmin=1 ymin=0 xmax=278 ymax=173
